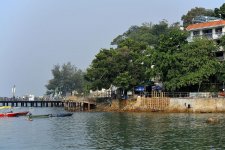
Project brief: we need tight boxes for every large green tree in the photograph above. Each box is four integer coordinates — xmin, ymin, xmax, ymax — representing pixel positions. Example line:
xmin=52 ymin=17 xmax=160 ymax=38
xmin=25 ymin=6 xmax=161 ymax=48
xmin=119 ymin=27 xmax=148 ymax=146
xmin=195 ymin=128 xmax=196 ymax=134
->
xmin=46 ymin=62 xmax=85 ymax=96
xmin=148 ymin=28 xmax=188 ymax=88
xmin=181 ymin=7 xmax=215 ymax=27
xmin=147 ymin=27 xmax=222 ymax=92
xmin=111 ymin=20 xmax=169 ymax=47
xmin=85 ymin=38 xmax=149 ymax=92
xmin=217 ymin=35 xmax=225 ymax=84
xmin=214 ymin=3 xmax=225 ymax=19
xmin=150 ymin=27 xmax=221 ymax=92
xmin=167 ymin=38 xmax=219 ymax=91
xmin=85 ymin=48 xmax=116 ymax=90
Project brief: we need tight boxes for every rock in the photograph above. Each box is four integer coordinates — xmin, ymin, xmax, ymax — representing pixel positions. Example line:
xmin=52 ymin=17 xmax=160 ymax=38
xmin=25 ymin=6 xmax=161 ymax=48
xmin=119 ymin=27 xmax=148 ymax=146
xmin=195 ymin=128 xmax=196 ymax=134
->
xmin=206 ymin=117 xmax=220 ymax=124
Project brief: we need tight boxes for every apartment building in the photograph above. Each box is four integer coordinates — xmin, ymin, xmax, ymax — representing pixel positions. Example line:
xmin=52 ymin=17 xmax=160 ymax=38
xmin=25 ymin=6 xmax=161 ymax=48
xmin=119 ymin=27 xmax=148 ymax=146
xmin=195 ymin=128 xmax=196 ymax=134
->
xmin=186 ymin=18 xmax=225 ymax=60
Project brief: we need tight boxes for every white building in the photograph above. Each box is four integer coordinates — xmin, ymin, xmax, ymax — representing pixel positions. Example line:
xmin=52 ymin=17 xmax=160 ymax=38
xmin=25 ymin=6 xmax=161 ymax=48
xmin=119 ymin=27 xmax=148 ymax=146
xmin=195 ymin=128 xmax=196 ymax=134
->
xmin=186 ymin=19 xmax=225 ymax=61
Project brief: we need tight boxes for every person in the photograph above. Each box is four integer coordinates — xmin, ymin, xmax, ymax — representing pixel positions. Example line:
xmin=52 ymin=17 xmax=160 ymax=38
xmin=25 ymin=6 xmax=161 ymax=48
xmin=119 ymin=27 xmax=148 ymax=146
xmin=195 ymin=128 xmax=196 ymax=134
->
xmin=27 ymin=112 xmax=32 ymax=121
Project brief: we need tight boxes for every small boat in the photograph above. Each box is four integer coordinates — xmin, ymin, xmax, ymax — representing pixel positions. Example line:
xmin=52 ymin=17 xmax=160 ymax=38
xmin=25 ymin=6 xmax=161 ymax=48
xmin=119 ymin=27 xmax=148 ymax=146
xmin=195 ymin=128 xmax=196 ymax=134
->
xmin=0 ymin=106 xmax=12 ymax=110
xmin=0 ymin=112 xmax=18 ymax=117
xmin=15 ymin=111 xmax=29 ymax=116
xmin=50 ymin=113 xmax=73 ymax=117
xmin=30 ymin=114 xmax=51 ymax=118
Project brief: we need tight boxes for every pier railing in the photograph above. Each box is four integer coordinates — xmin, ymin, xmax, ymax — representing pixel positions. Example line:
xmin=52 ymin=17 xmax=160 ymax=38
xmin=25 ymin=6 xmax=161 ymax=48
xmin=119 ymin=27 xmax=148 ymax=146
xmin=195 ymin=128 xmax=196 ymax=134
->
xmin=140 ymin=91 xmax=223 ymax=98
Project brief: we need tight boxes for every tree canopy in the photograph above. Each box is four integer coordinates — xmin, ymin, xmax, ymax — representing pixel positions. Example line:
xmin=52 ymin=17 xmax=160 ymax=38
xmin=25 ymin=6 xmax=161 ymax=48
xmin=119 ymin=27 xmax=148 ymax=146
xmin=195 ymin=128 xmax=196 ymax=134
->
xmin=111 ymin=20 xmax=169 ymax=47
xmin=214 ymin=3 xmax=225 ymax=19
xmin=86 ymin=20 xmax=225 ymax=93
xmin=47 ymin=3 xmax=225 ymax=96
xmin=85 ymin=39 xmax=148 ymax=92
xmin=181 ymin=7 xmax=215 ymax=27
xmin=46 ymin=62 xmax=85 ymax=96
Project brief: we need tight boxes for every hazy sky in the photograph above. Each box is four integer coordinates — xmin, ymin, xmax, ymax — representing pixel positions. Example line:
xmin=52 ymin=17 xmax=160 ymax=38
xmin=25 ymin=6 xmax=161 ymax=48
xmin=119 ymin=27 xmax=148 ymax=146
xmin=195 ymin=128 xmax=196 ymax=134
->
xmin=0 ymin=0 xmax=224 ymax=97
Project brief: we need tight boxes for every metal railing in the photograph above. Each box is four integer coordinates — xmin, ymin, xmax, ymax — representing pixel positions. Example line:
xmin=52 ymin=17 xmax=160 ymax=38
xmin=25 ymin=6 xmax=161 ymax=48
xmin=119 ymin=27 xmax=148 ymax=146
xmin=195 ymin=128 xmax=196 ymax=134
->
xmin=191 ymin=32 xmax=225 ymax=40
xmin=140 ymin=91 xmax=224 ymax=98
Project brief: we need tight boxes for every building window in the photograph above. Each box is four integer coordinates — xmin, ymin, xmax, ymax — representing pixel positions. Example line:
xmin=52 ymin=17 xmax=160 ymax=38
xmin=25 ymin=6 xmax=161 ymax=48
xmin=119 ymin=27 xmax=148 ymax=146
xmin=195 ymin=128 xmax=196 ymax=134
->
xmin=193 ymin=30 xmax=200 ymax=37
xmin=215 ymin=27 xmax=222 ymax=34
xmin=203 ymin=29 xmax=212 ymax=39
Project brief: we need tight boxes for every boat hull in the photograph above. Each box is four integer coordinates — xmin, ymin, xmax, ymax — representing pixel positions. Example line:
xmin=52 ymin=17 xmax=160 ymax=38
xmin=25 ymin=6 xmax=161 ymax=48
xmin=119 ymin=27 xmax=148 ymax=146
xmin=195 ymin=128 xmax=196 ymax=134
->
xmin=0 ymin=106 xmax=12 ymax=110
xmin=0 ymin=113 xmax=18 ymax=117
xmin=30 ymin=114 xmax=51 ymax=118
xmin=51 ymin=113 xmax=73 ymax=117
xmin=15 ymin=111 xmax=29 ymax=116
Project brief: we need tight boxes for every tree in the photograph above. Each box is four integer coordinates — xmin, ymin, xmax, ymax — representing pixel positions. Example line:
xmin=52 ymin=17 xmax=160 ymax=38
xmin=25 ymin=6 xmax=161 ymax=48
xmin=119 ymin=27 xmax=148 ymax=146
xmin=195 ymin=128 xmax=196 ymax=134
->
xmin=217 ymin=35 xmax=225 ymax=84
xmin=111 ymin=20 xmax=169 ymax=47
xmin=154 ymin=37 xmax=219 ymax=92
xmin=148 ymin=28 xmax=188 ymax=89
xmin=113 ymin=72 xmax=134 ymax=95
xmin=147 ymin=27 xmax=221 ymax=91
xmin=219 ymin=35 xmax=225 ymax=48
xmin=181 ymin=7 xmax=215 ymax=27
xmin=86 ymin=17 xmax=225 ymax=94
xmin=214 ymin=3 xmax=225 ymax=19
xmin=46 ymin=62 xmax=84 ymax=96
xmin=86 ymin=38 xmax=150 ymax=93
xmin=85 ymin=48 xmax=116 ymax=90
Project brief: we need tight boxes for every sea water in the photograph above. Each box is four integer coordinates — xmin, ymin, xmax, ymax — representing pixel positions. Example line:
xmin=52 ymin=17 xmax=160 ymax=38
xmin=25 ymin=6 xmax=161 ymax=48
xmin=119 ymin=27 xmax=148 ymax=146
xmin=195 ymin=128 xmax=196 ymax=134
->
xmin=0 ymin=108 xmax=225 ymax=150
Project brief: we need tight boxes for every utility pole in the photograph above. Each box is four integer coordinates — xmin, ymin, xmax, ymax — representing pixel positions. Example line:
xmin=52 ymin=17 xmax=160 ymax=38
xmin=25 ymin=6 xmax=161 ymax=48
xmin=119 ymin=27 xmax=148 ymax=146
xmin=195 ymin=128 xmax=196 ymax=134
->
xmin=12 ymin=85 xmax=16 ymax=100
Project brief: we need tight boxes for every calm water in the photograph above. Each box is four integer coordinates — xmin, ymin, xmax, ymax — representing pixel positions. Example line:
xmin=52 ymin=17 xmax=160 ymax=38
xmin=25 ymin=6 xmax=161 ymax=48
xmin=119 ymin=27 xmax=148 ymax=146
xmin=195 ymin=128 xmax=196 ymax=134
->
xmin=0 ymin=108 xmax=225 ymax=150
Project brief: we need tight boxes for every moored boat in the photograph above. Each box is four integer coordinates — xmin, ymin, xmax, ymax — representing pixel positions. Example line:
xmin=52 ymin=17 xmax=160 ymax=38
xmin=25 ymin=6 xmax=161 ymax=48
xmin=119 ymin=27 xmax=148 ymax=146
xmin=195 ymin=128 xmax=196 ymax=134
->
xmin=15 ymin=111 xmax=29 ymax=116
xmin=0 ymin=112 xmax=18 ymax=117
xmin=51 ymin=113 xmax=73 ymax=117
xmin=0 ymin=106 xmax=12 ymax=110
xmin=30 ymin=114 xmax=51 ymax=118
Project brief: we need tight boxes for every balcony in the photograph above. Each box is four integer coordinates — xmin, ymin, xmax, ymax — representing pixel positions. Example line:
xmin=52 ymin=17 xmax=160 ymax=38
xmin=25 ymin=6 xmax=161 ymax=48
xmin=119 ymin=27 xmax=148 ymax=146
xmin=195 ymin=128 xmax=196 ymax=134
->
xmin=213 ymin=32 xmax=225 ymax=39
xmin=188 ymin=32 xmax=225 ymax=42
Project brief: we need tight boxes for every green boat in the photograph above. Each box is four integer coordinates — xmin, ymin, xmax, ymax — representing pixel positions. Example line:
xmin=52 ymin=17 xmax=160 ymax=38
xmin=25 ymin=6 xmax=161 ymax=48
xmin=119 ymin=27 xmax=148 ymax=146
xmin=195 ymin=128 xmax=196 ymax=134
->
xmin=29 ymin=114 xmax=51 ymax=118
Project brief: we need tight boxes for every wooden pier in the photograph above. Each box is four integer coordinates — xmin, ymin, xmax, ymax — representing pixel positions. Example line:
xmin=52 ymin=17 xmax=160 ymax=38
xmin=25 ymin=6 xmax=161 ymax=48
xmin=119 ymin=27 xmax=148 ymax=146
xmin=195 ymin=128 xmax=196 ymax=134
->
xmin=0 ymin=97 xmax=97 ymax=111
xmin=0 ymin=100 xmax=64 ymax=107
xmin=64 ymin=100 xmax=96 ymax=111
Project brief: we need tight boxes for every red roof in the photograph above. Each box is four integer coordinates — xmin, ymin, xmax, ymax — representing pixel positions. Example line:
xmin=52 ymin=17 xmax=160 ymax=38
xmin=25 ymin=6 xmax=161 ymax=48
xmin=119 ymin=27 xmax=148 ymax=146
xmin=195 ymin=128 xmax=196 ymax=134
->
xmin=186 ymin=20 xmax=225 ymax=31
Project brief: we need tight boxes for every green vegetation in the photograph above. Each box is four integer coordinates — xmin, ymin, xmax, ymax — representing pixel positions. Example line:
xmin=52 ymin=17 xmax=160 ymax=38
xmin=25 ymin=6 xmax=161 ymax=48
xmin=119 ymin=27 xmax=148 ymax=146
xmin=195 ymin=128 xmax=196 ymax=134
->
xmin=46 ymin=62 xmax=85 ymax=96
xmin=214 ymin=3 xmax=225 ymax=19
xmin=182 ymin=4 xmax=225 ymax=27
xmin=181 ymin=7 xmax=215 ymax=27
xmin=46 ymin=3 xmax=225 ymax=96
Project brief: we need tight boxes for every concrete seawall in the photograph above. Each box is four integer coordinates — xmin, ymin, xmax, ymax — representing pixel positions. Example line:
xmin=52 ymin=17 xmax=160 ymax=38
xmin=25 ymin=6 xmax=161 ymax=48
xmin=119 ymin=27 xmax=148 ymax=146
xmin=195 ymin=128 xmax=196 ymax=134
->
xmin=116 ymin=97 xmax=225 ymax=113
xmin=168 ymin=97 xmax=225 ymax=113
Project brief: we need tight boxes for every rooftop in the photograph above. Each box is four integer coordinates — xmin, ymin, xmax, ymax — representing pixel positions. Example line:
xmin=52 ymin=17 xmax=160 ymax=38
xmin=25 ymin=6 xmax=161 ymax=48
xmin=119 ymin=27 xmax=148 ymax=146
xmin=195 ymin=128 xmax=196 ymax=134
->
xmin=192 ymin=15 xmax=221 ymax=24
xmin=186 ymin=20 xmax=225 ymax=31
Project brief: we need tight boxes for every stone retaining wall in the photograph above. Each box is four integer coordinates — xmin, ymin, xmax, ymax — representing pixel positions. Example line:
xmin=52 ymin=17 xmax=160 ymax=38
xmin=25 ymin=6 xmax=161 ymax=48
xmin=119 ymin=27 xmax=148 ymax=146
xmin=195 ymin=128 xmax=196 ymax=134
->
xmin=120 ymin=97 xmax=225 ymax=113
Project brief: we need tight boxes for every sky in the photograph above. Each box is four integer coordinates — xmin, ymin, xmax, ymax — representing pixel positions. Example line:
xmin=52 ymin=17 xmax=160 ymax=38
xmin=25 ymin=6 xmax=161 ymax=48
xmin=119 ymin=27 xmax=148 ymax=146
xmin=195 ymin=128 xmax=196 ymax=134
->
xmin=0 ymin=0 xmax=224 ymax=97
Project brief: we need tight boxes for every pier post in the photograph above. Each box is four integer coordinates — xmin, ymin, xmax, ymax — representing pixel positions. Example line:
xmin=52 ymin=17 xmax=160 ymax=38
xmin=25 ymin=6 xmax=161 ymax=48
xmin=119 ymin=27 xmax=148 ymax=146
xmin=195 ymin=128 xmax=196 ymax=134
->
xmin=88 ymin=103 xmax=90 ymax=110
